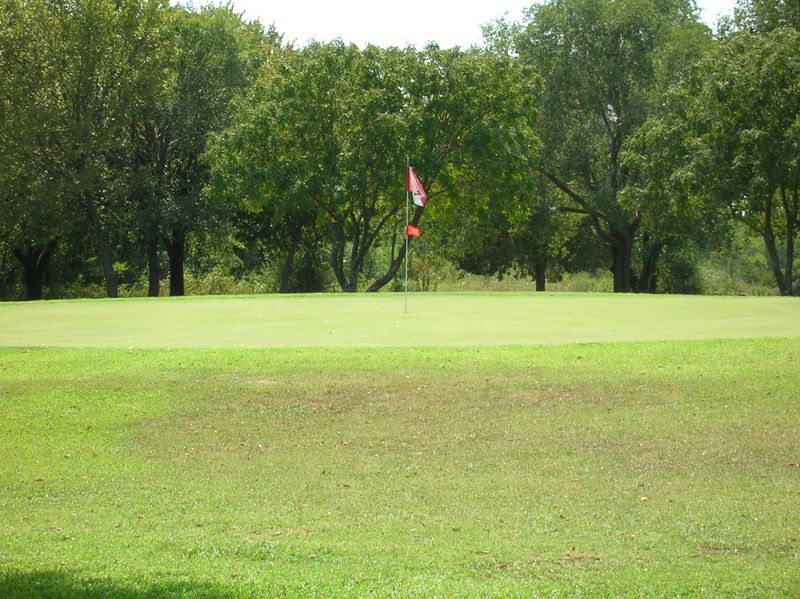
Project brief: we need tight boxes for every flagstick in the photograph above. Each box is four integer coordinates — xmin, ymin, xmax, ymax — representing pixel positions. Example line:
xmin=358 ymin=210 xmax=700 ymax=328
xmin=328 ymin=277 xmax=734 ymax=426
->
xmin=404 ymin=157 xmax=410 ymax=314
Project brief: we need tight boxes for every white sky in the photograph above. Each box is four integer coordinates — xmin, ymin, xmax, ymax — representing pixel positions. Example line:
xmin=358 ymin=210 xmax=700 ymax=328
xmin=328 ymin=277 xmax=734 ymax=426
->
xmin=221 ymin=0 xmax=737 ymax=49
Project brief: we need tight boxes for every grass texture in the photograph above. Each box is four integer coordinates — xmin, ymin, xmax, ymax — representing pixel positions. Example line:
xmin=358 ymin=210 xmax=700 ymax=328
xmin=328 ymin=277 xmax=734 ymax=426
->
xmin=0 ymin=293 xmax=798 ymax=597
xmin=0 ymin=292 xmax=798 ymax=348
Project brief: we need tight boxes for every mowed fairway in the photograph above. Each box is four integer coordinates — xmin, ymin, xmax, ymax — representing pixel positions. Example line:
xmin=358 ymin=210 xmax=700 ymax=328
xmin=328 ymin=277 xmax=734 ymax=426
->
xmin=1 ymin=292 xmax=799 ymax=348
xmin=1 ymin=293 xmax=799 ymax=598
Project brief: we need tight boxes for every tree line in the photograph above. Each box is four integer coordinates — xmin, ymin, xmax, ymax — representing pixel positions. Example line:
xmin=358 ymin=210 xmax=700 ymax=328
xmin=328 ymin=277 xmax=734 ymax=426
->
xmin=1 ymin=0 xmax=798 ymax=300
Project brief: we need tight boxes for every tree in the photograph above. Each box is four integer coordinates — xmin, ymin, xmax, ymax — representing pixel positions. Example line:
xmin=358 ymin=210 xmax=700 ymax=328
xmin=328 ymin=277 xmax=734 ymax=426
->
xmin=620 ymin=16 xmax=718 ymax=293
xmin=2 ymin=1 xmax=267 ymax=299
xmin=447 ymin=197 xmax=580 ymax=292
xmin=684 ymin=28 xmax=800 ymax=295
xmin=321 ymin=43 xmax=408 ymax=292
xmin=367 ymin=43 xmax=540 ymax=292
xmin=210 ymin=42 xmax=539 ymax=293
xmin=52 ymin=0 xmax=175 ymax=298
xmin=137 ymin=6 xmax=271 ymax=297
xmin=208 ymin=40 xmax=328 ymax=295
xmin=516 ymin=0 xmax=704 ymax=292
xmin=211 ymin=42 xmax=413 ymax=292
xmin=728 ymin=0 xmax=800 ymax=32
xmin=208 ymin=42 xmax=347 ymax=291
xmin=0 ymin=0 xmax=74 ymax=299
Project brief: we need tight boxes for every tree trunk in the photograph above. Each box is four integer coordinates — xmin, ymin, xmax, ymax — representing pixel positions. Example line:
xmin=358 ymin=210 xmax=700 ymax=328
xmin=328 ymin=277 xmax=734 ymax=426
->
xmin=610 ymin=224 xmax=636 ymax=293
xmin=762 ymin=197 xmax=787 ymax=296
xmin=780 ymin=186 xmax=796 ymax=296
xmin=763 ymin=231 xmax=786 ymax=295
xmin=367 ymin=205 xmax=424 ymax=292
xmin=14 ymin=242 xmax=56 ymax=301
xmin=98 ymin=238 xmax=118 ymax=298
xmin=611 ymin=245 xmax=631 ymax=293
xmin=165 ymin=229 xmax=186 ymax=297
xmin=329 ymin=219 xmax=361 ymax=292
xmin=635 ymin=237 xmax=661 ymax=294
xmin=85 ymin=196 xmax=118 ymax=298
xmin=346 ymin=247 xmax=360 ymax=292
xmin=330 ymin=220 xmax=348 ymax=291
xmin=279 ymin=227 xmax=303 ymax=293
xmin=147 ymin=235 xmax=161 ymax=297
xmin=783 ymin=226 xmax=794 ymax=296
xmin=534 ymin=260 xmax=546 ymax=292
xmin=346 ymin=216 xmax=363 ymax=292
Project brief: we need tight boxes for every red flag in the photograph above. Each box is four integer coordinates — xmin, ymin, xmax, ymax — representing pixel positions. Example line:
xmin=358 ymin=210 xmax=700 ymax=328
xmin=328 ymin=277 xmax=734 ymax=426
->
xmin=406 ymin=225 xmax=420 ymax=237
xmin=407 ymin=166 xmax=427 ymax=207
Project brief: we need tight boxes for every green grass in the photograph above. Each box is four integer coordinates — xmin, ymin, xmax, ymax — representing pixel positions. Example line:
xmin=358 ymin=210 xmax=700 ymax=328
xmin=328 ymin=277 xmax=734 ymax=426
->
xmin=1 ymin=292 xmax=798 ymax=348
xmin=1 ymin=293 xmax=799 ymax=597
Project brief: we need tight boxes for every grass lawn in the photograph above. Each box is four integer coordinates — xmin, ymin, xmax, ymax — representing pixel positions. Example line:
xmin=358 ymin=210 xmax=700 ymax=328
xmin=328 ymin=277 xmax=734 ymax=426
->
xmin=1 ymin=292 xmax=799 ymax=348
xmin=0 ymin=293 xmax=799 ymax=597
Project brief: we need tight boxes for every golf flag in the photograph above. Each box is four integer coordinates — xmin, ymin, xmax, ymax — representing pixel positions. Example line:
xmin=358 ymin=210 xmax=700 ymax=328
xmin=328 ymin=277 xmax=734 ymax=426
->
xmin=406 ymin=224 xmax=420 ymax=237
xmin=407 ymin=166 xmax=427 ymax=207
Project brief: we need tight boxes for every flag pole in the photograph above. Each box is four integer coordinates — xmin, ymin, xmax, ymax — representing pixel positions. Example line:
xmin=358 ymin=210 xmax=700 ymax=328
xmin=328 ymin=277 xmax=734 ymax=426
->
xmin=404 ymin=157 xmax=410 ymax=313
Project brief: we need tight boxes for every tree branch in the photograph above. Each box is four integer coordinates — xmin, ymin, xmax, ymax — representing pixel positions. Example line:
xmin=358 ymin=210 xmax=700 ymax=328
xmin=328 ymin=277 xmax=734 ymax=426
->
xmin=541 ymin=168 xmax=613 ymax=243
xmin=539 ymin=168 xmax=593 ymax=212
xmin=556 ymin=206 xmax=592 ymax=216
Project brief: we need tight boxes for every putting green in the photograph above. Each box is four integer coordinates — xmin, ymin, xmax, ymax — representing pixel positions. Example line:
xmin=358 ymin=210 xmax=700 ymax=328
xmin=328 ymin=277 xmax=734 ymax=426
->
xmin=1 ymin=292 xmax=798 ymax=348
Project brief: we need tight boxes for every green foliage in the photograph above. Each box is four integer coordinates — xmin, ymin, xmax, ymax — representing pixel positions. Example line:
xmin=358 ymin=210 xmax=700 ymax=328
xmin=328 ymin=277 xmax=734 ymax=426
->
xmin=682 ymin=27 xmax=800 ymax=294
xmin=513 ymin=0 xmax=709 ymax=292
xmin=698 ymin=224 xmax=785 ymax=295
xmin=0 ymin=1 xmax=270 ymax=300
xmin=209 ymin=41 xmax=540 ymax=293
xmin=135 ymin=5 xmax=274 ymax=297
xmin=727 ymin=0 xmax=800 ymax=33
xmin=2 ymin=0 xmax=797 ymax=300
xmin=0 ymin=0 xmax=77 ymax=299
xmin=442 ymin=199 xmax=587 ymax=291
xmin=621 ymin=20 xmax=721 ymax=295
xmin=0 ymin=0 xmax=177 ymax=298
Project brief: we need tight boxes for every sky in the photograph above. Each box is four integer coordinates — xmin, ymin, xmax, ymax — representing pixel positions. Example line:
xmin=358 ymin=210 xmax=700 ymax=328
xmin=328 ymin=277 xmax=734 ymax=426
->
xmin=222 ymin=0 xmax=737 ymax=49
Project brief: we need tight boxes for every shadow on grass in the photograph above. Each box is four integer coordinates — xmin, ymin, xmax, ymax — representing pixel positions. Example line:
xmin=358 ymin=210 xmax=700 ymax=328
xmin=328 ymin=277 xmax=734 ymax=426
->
xmin=0 ymin=569 xmax=244 ymax=599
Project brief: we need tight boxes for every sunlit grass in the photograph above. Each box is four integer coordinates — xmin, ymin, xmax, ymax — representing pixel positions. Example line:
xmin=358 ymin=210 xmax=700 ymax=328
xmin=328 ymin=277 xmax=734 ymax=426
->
xmin=1 ymin=292 xmax=798 ymax=348
xmin=1 ymin=330 xmax=799 ymax=597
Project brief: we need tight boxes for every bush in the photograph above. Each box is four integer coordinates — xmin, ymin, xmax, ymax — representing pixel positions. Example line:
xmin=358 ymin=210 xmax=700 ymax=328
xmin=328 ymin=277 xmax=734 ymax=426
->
xmin=658 ymin=254 xmax=704 ymax=295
